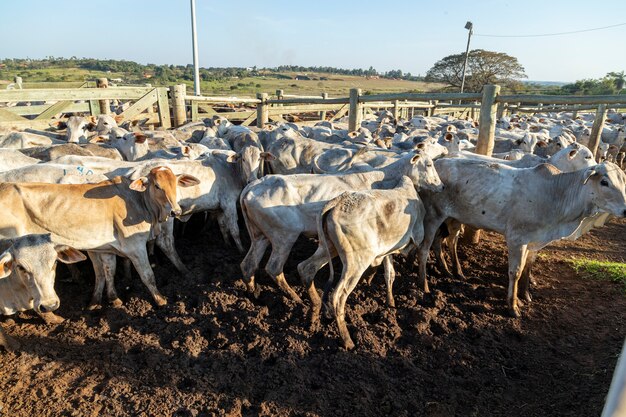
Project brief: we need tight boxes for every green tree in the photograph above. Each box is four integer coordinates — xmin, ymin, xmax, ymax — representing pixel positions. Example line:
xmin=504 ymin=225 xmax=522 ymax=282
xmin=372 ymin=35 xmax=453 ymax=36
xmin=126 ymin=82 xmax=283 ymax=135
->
xmin=425 ymin=49 xmax=527 ymax=92
xmin=606 ymin=71 xmax=625 ymax=93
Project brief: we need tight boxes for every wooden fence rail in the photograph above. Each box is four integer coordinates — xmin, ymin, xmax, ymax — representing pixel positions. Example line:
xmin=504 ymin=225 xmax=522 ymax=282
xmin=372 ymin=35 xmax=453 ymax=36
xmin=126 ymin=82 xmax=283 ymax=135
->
xmin=1 ymin=81 xmax=624 ymax=156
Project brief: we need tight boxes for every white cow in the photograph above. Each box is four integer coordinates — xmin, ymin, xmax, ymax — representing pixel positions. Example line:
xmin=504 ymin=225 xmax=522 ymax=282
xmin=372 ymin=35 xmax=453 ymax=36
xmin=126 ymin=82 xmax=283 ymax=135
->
xmin=0 ymin=234 xmax=86 ymax=351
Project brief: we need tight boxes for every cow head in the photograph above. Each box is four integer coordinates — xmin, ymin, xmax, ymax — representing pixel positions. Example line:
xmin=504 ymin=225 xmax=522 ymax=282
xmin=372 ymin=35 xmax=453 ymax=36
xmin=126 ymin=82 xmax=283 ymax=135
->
xmin=583 ymin=162 xmax=626 ymax=218
xmin=515 ymin=133 xmax=538 ymax=154
xmin=130 ymin=166 xmax=200 ymax=222
xmin=414 ymin=136 xmax=448 ymax=159
xmin=404 ymin=151 xmax=444 ymax=192
xmin=65 ymin=116 xmax=96 ymax=143
xmin=108 ymin=131 xmax=149 ymax=161
xmin=95 ymin=114 xmax=119 ymax=135
xmin=227 ymin=147 xmax=275 ymax=184
xmin=0 ymin=234 xmax=85 ymax=314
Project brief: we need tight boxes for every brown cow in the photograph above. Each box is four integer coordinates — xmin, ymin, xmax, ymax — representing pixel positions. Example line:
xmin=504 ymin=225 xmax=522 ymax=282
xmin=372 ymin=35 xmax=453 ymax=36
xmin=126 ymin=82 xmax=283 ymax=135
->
xmin=0 ymin=166 xmax=199 ymax=307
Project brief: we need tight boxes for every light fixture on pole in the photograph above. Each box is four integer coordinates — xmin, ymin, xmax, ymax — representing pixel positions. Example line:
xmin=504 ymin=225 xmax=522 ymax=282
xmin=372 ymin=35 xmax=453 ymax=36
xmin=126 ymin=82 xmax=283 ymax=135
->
xmin=460 ymin=21 xmax=473 ymax=94
xmin=190 ymin=0 xmax=201 ymax=96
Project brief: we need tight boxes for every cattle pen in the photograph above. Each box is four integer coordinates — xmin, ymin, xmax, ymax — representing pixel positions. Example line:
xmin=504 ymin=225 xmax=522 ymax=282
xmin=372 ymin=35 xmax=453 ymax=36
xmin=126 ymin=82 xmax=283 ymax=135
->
xmin=0 ymin=79 xmax=625 ymax=416
xmin=1 ymin=80 xmax=625 ymax=159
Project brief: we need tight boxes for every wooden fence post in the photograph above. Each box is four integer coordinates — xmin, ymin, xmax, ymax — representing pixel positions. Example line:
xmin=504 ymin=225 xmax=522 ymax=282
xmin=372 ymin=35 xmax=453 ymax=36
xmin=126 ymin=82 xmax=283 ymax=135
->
xmin=392 ymin=100 xmax=400 ymax=120
xmin=320 ymin=92 xmax=329 ymax=120
xmin=256 ymin=93 xmax=269 ymax=128
xmin=156 ymin=87 xmax=172 ymax=129
xmin=431 ymin=100 xmax=439 ymax=116
xmin=476 ymin=84 xmax=501 ymax=156
xmin=589 ymin=103 xmax=607 ymax=157
xmin=169 ymin=84 xmax=187 ymax=127
xmin=464 ymin=84 xmax=500 ymax=244
xmin=496 ymin=102 xmax=505 ymax=120
xmin=96 ymin=78 xmax=109 ymax=115
xmin=348 ymin=88 xmax=362 ymax=131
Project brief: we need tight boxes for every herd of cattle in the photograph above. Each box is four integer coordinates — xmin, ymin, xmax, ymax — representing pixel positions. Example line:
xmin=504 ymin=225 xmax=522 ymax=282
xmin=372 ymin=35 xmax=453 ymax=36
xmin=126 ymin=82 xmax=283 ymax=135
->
xmin=0 ymin=105 xmax=624 ymax=350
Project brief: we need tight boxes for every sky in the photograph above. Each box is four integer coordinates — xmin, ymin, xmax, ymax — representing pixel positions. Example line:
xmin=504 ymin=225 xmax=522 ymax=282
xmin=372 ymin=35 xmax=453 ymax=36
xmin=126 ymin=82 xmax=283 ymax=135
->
xmin=1 ymin=0 xmax=625 ymax=82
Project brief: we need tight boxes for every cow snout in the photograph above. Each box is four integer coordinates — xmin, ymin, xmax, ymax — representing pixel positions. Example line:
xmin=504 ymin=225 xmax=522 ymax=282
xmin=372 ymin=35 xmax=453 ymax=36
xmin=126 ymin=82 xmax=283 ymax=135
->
xmin=170 ymin=208 xmax=182 ymax=217
xmin=38 ymin=300 xmax=60 ymax=313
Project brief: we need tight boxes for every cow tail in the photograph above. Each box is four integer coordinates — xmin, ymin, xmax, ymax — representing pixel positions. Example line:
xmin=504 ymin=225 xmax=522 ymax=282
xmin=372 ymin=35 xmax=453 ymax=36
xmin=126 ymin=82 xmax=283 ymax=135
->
xmin=318 ymin=197 xmax=340 ymax=305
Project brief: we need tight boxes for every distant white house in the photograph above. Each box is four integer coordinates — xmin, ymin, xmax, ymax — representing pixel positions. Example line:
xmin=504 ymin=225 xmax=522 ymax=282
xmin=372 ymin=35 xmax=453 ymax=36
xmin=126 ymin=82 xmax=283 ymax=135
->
xmin=110 ymin=78 xmax=123 ymax=83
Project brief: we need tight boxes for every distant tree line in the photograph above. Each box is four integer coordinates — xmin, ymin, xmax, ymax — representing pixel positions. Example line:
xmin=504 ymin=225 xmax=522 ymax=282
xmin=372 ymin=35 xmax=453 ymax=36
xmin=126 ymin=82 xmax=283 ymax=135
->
xmin=0 ymin=58 xmax=424 ymax=84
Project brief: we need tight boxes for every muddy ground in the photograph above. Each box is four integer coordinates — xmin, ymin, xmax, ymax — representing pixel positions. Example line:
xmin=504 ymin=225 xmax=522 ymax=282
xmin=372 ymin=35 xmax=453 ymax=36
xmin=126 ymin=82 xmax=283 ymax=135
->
xmin=0 ymin=217 xmax=624 ymax=417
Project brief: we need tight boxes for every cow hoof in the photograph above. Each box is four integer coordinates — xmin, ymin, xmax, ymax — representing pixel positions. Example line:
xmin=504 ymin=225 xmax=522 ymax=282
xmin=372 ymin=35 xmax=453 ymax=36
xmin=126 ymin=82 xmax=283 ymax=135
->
xmin=154 ymin=295 xmax=168 ymax=307
xmin=342 ymin=339 xmax=355 ymax=350
xmin=110 ymin=298 xmax=123 ymax=308
xmin=523 ymin=292 xmax=532 ymax=303
xmin=40 ymin=312 xmax=65 ymax=325
xmin=87 ymin=303 xmax=101 ymax=311
xmin=508 ymin=306 xmax=521 ymax=318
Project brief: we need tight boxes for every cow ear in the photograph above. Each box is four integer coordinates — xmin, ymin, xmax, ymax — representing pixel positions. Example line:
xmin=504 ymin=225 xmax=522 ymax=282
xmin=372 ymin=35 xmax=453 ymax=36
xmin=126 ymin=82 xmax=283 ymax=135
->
xmin=114 ymin=114 xmax=124 ymax=124
xmin=225 ymin=153 xmax=240 ymax=163
xmin=90 ymin=135 xmax=108 ymax=143
xmin=582 ymin=168 xmax=598 ymax=184
xmin=260 ymin=152 xmax=275 ymax=161
xmin=446 ymin=125 xmax=454 ymax=132
xmin=568 ymin=149 xmax=578 ymax=159
xmin=444 ymin=133 xmax=453 ymax=141
xmin=348 ymin=131 xmax=358 ymax=138
xmin=133 ymin=132 xmax=148 ymax=144
xmin=182 ymin=146 xmax=191 ymax=157
xmin=536 ymin=140 xmax=548 ymax=148
xmin=177 ymin=174 xmax=200 ymax=187
xmin=0 ymin=251 xmax=14 ymax=279
xmin=129 ymin=176 xmax=149 ymax=192
xmin=416 ymin=142 xmax=426 ymax=150
xmin=410 ymin=152 xmax=422 ymax=164
xmin=49 ymin=120 xmax=67 ymax=130
xmin=55 ymin=246 xmax=86 ymax=264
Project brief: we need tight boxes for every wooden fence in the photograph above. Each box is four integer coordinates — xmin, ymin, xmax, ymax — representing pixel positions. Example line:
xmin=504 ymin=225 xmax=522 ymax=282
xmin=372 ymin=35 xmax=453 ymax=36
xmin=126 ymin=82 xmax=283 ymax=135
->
xmin=1 ymin=80 xmax=624 ymax=158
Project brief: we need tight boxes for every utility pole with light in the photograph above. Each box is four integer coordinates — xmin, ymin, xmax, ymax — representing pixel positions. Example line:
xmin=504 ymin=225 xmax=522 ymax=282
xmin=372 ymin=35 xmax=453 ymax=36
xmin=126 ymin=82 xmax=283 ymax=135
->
xmin=460 ymin=21 xmax=473 ymax=94
xmin=190 ymin=0 xmax=201 ymax=96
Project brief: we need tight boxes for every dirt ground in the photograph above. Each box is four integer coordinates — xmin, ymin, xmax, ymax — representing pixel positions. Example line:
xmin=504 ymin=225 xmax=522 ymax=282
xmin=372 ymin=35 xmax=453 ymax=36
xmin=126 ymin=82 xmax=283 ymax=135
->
xmin=0 ymin=217 xmax=624 ymax=417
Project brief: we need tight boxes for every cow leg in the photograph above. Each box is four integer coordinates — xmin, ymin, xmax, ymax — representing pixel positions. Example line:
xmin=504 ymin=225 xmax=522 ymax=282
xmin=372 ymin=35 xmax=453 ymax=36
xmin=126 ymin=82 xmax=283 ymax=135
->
xmin=101 ymin=253 xmax=121 ymax=307
xmin=223 ymin=204 xmax=244 ymax=254
xmin=87 ymin=251 xmax=106 ymax=308
xmin=240 ymin=237 xmax=269 ymax=296
xmin=67 ymin=264 xmax=82 ymax=282
xmin=215 ymin=212 xmax=232 ymax=248
xmin=147 ymin=240 xmax=156 ymax=257
xmin=431 ymin=235 xmax=453 ymax=278
xmin=519 ymin=250 xmax=537 ymax=303
xmin=383 ymin=256 xmax=397 ymax=307
xmin=506 ymin=243 xmax=529 ymax=318
xmin=417 ymin=215 xmax=445 ymax=293
xmin=297 ymin=244 xmax=338 ymax=323
xmin=155 ymin=219 xmax=190 ymax=275
xmin=126 ymin=250 xmax=167 ymax=306
xmin=449 ymin=221 xmax=466 ymax=280
xmin=330 ymin=259 xmax=369 ymax=350
xmin=265 ymin=234 xmax=301 ymax=303
xmin=0 ymin=326 xmax=18 ymax=351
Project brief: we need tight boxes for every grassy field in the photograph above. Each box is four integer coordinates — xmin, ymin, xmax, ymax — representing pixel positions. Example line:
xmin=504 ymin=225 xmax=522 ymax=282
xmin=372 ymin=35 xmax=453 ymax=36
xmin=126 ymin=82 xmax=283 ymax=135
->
xmin=0 ymin=68 xmax=444 ymax=97
xmin=570 ymin=258 xmax=626 ymax=292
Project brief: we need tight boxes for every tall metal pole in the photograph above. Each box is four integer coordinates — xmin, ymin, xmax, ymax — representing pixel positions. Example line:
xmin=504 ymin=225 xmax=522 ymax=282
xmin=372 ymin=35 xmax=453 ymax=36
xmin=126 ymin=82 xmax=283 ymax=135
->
xmin=190 ymin=0 xmax=201 ymax=96
xmin=460 ymin=21 xmax=473 ymax=94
